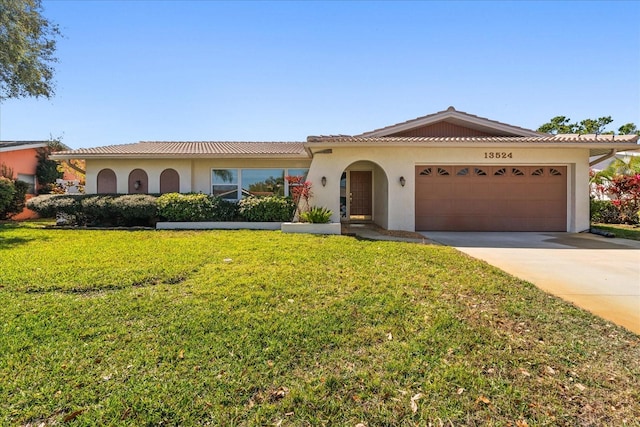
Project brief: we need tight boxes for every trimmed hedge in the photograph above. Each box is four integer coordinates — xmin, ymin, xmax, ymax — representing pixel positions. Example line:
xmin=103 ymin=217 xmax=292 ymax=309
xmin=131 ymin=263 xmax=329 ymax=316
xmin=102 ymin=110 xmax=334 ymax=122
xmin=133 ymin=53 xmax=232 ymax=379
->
xmin=238 ymin=196 xmax=295 ymax=222
xmin=28 ymin=194 xmax=158 ymax=226
xmin=27 ymin=193 xmax=296 ymax=226
xmin=157 ymin=193 xmax=239 ymax=222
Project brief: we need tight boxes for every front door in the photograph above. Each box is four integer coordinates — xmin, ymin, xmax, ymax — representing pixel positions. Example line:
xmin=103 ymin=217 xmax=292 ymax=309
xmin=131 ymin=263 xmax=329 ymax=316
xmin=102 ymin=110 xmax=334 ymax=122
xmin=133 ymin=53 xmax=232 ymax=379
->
xmin=349 ymin=171 xmax=372 ymax=220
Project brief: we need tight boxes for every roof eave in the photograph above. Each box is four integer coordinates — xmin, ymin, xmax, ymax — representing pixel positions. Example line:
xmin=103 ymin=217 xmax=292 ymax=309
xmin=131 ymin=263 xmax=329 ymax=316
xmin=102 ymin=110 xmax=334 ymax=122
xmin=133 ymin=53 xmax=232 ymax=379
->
xmin=50 ymin=153 xmax=311 ymax=160
xmin=303 ymin=140 xmax=640 ymax=150
xmin=0 ymin=142 xmax=49 ymax=152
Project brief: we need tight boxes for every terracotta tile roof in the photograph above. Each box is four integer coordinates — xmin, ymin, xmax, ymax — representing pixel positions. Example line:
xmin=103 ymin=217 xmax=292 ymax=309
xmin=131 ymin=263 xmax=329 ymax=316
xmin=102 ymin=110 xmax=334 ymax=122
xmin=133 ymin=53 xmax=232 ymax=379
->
xmin=52 ymin=141 xmax=308 ymax=158
xmin=306 ymin=134 xmax=640 ymax=144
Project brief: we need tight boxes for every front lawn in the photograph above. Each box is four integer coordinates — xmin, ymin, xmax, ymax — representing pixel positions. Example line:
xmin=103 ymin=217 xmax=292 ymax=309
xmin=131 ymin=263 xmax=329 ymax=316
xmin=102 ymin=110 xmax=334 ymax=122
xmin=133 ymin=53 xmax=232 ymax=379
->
xmin=592 ymin=223 xmax=640 ymax=241
xmin=1 ymin=222 xmax=638 ymax=426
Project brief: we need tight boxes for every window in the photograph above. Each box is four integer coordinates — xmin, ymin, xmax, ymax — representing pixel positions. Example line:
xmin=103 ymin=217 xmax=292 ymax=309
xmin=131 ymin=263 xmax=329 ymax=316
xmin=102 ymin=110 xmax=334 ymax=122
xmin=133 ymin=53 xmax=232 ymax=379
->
xmin=419 ymin=168 xmax=432 ymax=176
xmin=242 ymin=169 xmax=285 ymax=197
xmin=212 ymin=169 xmax=239 ymax=199
xmin=474 ymin=168 xmax=487 ymax=176
xmin=456 ymin=168 xmax=469 ymax=176
xmin=212 ymin=168 xmax=308 ymax=200
xmin=16 ymin=174 xmax=36 ymax=194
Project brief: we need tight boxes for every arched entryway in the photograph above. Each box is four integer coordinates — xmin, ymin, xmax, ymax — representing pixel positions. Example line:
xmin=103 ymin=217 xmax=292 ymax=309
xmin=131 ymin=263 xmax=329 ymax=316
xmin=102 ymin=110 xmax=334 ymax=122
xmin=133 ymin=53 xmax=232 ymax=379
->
xmin=340 ymin=161 xmax=389 ymax=229
xmin=160 ymin=168 xmax=180 ymax=193
xmin=128 ymin=169 xmax=148 ymax=194
xmin=97 ymin=169 xmax=117 ymax=194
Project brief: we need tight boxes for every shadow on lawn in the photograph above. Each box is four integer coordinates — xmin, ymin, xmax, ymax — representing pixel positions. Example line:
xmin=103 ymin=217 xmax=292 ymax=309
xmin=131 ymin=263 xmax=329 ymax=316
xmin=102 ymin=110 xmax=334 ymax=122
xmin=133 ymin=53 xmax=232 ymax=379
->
xmin=0 ymin=223 xmax=51 ymax=249
xmin=0 ymin=235 xmax=50 ymax=249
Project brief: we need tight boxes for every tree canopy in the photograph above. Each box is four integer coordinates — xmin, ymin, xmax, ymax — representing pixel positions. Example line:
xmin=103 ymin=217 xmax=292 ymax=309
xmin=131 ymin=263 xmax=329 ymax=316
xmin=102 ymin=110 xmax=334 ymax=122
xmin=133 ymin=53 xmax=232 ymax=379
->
xmin=0 ymin=0 xmax=61 ymax=100
xmin=537 ymin=116 xmax=639 ymax=136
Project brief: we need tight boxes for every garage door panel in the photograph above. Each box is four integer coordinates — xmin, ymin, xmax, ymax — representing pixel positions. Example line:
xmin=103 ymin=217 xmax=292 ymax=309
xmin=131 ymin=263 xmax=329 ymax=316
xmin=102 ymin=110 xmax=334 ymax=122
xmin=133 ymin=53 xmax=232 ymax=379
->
xmin=505 ymin=200 xmax=531 ymax=216
xmin=416 ymin=165 xmax=567 ymax=231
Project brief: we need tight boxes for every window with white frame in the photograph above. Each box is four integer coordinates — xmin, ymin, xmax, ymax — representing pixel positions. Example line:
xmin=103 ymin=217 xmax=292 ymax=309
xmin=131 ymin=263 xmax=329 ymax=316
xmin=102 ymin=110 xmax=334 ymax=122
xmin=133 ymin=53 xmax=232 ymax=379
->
xmin=211 ymin=168 xmax=309 ymax=200
xmin=16 ymin=174 xmax=36 ymax=194
xmin=212 ymin=169 xmax=239 ymax=199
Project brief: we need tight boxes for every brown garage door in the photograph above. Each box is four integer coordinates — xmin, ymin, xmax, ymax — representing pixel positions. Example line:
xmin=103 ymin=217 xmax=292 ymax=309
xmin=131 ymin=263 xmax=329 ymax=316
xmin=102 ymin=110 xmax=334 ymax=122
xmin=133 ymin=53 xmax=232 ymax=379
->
xmin=415 ymin=165 xmax=567 ymax=231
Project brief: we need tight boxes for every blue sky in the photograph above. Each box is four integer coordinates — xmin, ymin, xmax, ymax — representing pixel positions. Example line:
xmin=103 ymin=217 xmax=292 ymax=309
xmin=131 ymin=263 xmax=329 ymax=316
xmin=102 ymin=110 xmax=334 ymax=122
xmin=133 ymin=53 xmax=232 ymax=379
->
xmin=1 ymin=0 xmax=639 ymax=149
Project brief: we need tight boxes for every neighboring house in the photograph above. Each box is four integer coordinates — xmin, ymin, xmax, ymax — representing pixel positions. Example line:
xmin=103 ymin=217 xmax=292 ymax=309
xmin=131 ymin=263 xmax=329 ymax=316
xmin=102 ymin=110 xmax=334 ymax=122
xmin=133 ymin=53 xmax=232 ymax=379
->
xmin=0 ymin=141 xmax=49 ymax=194
xmin=0 ymin=141 xmax=50 ymax=220
xmin=0 ymin=140 xmax=81 ymax=219
xmin=51 ymin=107 xmax=639 ymax=232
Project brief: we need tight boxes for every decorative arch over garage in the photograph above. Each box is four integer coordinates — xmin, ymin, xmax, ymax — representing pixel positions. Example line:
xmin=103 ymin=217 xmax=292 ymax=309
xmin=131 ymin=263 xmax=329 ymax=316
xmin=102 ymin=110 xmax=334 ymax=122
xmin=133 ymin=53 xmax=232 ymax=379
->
xmin=128 ymin=169 xmax=148 ymax=193
xmin=96 ymin=169 xmax=117 ymax=194
xmin=160 ymin=168 xmax=180 ymax=193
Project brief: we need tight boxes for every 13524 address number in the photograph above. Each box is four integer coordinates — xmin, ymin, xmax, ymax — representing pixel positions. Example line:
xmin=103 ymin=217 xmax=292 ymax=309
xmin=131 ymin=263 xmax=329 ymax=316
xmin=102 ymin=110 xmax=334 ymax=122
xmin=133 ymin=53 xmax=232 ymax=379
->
xmin=484 ymin=152 xmax=513 ymax=159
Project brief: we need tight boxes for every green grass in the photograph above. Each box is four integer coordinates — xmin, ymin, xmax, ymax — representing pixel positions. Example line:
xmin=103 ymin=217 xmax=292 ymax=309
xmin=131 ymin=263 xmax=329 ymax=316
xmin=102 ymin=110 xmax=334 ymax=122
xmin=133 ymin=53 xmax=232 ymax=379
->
xmin=1 ymin=221 xmax=639 ymax=426
xmin=592 ymin=223 xmax=640 ymax=241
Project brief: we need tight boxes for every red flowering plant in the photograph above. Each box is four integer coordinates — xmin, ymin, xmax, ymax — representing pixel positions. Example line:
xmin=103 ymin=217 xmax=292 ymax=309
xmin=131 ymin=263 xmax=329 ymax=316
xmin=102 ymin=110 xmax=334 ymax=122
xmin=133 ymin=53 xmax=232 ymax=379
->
xmin=605 ymin=173 xmax=640 ymax=224
xmin=285 ymin=175 xmax=312 ymax=220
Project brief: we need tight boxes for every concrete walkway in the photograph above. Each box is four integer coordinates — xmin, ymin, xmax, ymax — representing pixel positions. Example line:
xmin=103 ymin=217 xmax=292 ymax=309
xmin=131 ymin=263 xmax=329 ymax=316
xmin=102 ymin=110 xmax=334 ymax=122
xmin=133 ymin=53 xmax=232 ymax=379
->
xmin=420 ymin=232 xmax=640 ymax=334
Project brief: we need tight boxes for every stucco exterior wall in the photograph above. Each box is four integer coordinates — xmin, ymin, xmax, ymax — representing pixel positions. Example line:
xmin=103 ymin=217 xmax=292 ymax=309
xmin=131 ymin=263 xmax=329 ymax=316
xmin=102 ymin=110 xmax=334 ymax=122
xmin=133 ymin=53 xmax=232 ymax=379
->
xmin=86 ymin=158 xmax=311 ymax=194
xmin=0 ymin=148 xmax=39 ymax=178
xmin=84 ymin=147 xmax=591 ymax=233
xmin=306 ymin=146 xmax=591 ymax=232
xmin=86 ymin=159 xmax=194 ymax=194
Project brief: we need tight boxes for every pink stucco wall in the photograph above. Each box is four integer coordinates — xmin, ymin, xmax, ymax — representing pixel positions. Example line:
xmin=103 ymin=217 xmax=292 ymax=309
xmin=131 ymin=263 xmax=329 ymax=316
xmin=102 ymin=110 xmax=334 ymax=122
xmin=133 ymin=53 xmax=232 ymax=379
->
xmin=0 ymin=147 xmax=39 ymax=178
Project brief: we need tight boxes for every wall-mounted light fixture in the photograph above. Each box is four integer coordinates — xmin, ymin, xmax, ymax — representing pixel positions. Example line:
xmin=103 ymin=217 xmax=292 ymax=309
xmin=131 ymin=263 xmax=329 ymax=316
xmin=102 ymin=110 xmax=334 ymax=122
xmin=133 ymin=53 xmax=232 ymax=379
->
xmin=321 ymin=176 xmax=327 ymax=187
xmin=134 ymin=180 xmax=142 ymax=190
xmin=399 ymin=176 xmax=406 ymax=187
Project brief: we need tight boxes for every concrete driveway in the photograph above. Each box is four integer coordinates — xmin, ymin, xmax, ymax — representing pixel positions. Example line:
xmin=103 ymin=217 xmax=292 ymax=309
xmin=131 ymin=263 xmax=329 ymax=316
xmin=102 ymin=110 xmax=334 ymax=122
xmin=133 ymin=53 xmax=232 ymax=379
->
xmin=420 ymin=232 xmax=640 ymax=334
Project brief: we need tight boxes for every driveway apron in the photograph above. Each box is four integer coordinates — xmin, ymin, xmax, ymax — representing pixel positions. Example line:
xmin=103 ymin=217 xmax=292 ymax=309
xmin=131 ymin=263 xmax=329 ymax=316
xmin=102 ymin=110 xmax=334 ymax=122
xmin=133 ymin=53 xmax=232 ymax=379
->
xmin=420 ymin=232 xmax=640 ymax=335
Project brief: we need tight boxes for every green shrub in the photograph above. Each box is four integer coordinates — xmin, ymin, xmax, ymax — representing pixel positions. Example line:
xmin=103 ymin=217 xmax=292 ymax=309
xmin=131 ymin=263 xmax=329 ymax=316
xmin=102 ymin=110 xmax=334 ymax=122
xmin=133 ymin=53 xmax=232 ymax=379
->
xmin=27 ymin=195 xmax=82 ymax=218
xmin=0 ymin=180 xmax=29 ymax=219
xmin=1 ymin=180 xmax=29 ymax=219
xmin=110 ymin=195 xmax=158 ymax=226
xmin=157 ymin=193 xmax=216 ymax=221
xmin=26 ymin=194 xmax=58 ymax=218
xmin=591 ymin=198 xmax=623 ymax=224
xmin=299 ymin=206 xmax=333 ymax=224
xmin=213 ymin=198 xmax=240 ymax=221
xmin=0 ymin=177 xmax=17 ymax=217
xmin=81 ymin=196 xmax=116 ymax=225
xmin=238 ymin=196 xmax=295 ymax=222
xmin=28 ymin=194 xmax=158 ymax=226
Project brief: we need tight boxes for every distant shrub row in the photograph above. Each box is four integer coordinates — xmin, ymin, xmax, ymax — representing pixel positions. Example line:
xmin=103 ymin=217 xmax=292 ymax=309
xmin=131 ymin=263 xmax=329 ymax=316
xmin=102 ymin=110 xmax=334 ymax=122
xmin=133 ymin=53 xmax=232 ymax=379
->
xmin=27 ymin=193 xmax=297 ymax=226
xmin=590 ymin=198 xmax=639 ymax=225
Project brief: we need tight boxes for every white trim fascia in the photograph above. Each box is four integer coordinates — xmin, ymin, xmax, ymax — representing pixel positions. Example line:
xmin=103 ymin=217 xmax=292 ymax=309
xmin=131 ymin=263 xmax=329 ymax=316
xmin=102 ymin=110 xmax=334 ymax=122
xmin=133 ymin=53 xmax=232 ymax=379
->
xmin=303 ymin=141 xmax=640 ymax=150
xmin=0 ymin=142 xmax=48 ymax=152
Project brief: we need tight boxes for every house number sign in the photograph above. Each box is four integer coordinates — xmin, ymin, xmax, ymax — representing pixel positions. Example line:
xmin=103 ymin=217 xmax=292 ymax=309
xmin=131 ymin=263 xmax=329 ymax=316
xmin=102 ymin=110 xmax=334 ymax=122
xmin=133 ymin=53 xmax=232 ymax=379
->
xmin=484 ymin=152 xmax=513 ymax=159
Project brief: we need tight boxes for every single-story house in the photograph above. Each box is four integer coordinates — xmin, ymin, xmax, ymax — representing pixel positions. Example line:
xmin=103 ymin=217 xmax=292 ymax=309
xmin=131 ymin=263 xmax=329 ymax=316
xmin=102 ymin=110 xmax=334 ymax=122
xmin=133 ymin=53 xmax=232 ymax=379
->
xmin=51 ymin=107 xmax=639 ymax=232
